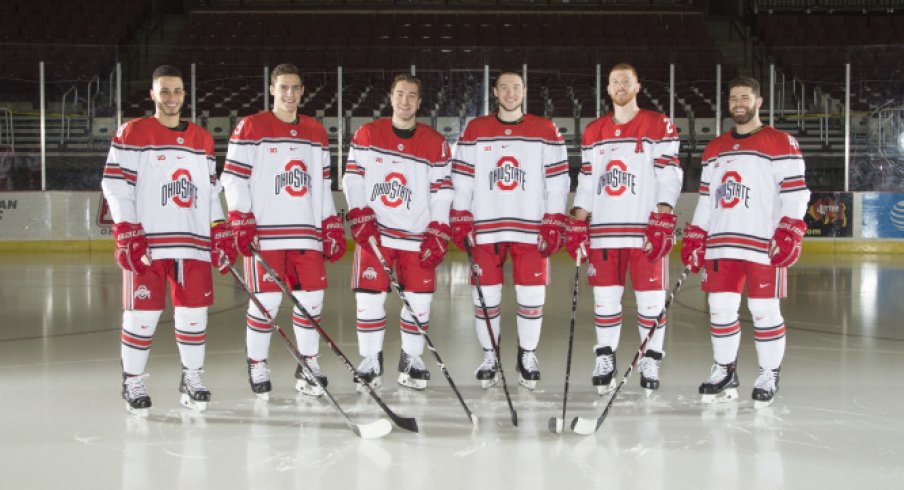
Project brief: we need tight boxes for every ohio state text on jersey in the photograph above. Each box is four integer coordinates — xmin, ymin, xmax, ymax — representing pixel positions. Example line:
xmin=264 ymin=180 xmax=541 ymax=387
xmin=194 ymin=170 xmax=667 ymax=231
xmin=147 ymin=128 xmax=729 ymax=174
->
xmin=102 ymin=117 xmax=223 ymax=262
xmin=692 ymin=125 xmax=810 ymax=265
xmin=222 ymin=111 xmax=336 ymax=251
xmin=574 ymin=109 xmax=682 ymax=249
xmin=342 ymin=119 xmax=453 ymax=252
xmin=451 ymin=114 xmax=569 ymax=245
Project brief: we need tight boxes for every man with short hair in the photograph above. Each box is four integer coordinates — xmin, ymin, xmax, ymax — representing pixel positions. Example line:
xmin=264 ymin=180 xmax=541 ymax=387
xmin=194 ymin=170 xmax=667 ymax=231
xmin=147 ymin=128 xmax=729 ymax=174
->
xmin=222 ymin=63 xmax=345 ymax=399
xmin=682 ymin=76 xmax=810 ymax=408
xmin=567 ymin=63 xmax=682 ymax=395
xmin=102 ymin=65 xmax=235 ymax=416
xmin=343 ymin=73 xmax=453 ymax=391
xmin=450 ymin=70 xmax=569 ymax=390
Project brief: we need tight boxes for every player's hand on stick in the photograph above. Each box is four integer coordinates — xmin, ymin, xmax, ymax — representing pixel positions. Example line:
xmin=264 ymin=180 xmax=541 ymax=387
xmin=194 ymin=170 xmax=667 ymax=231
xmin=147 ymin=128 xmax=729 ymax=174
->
xmin=642 ymin=212 xmax=677 ymax=261
xmin=227 ymin=210 xmax=258 ymax=257
xmin=321 ymin=215 xmax=346 ymax=262
xmin=113 ymin=222 xmax=149 ymax=274
xmin=769 ymin=217 xmax=806 ymax=268
xmin=680 ymin=224 xmax=707 ymax=273
xmin=565 ymin=216 xmax=589 ymax=262
xmin=537 ymin=213 xmax=567 ymax=257
xmin=419 ymin=221 xmax=452 ymax=269
xmin=347 ymin=207 xmax=380 ymax=247
xmin=210 ymin=221 xmax=237 ymax=274
xmin=449 ymin=209 xmax=474 ymax=251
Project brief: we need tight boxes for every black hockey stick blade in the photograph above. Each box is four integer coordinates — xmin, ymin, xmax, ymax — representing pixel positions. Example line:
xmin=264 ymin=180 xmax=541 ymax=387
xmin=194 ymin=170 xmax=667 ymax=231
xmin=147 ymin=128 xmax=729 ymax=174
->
xmin=548 ymin=416 xmax=565 ymax=434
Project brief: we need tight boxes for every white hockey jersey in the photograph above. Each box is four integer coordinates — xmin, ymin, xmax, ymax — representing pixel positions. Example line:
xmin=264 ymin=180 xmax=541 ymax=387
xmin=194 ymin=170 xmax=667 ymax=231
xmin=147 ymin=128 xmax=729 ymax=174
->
xmin=101 ymin=117 xmax=224 ymax=262
xmin=691 ymin=125 xmax=810 ymax=265
xmin=574 ymin=109 xmax=683 ymax=249
xmin=222 ymin=111 xmax=336 ymax=251
xmin=451 ymin=114 xmax=569 ymax=245
xmin=342 ymin=119 xmax=453 ymax=252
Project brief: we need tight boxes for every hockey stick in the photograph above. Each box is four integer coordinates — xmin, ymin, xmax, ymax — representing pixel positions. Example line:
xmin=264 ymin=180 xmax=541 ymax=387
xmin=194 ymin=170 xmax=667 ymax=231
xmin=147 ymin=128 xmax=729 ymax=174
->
xmin=548 ymin=248 xmax=582 ymax=434
xmin=224 ymin=262 xmax=392 ymax=439
xmin=463 ymin=235 xmax=518 ymax=427
xmin=250 ymin=249 xmax=419 ymax=433
xmin=367 ymin=236 xmax=479 ymax=427
xmin=571 ymin=265 xmax=691 ymax=435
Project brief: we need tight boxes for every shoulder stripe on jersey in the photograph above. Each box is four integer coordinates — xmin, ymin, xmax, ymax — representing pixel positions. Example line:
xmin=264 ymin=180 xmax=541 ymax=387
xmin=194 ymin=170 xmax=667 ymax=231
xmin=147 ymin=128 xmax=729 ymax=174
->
xmin=112 ymin=143 xmax=209 ymax=156
xmin=466 ymin=136 xmax=565 ymax=146
xmin=229 ymin=137 xmax=326 ymax=149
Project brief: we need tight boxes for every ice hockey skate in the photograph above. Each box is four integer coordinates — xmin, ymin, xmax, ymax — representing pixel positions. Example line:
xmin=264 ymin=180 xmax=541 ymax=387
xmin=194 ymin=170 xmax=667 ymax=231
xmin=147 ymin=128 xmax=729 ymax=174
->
xmin=592 ymin=346 xmax=617 ymax=395
xmin=517 ymin=348 xmax=540 ymax=390
xmin=752 ymin=366 xmax=780 ymax=409
xmin=247 ymin=359 xmax=271 ymax=401
xmin=354 ymin=352 xmax=383 ymax=393
xmin=122 ymin=373 xmax=151 ymax=417
xmin=699 ymin=361 xmax=739 ymax=404
xmin=179 ymin=367 xmax=211 ymax=411
xmin=397 ymin=350 xmax=430 ymax=390
xmin=475 ymin=349 xmax=500 ymax=388
xmin=638 ymin=350 xmax=664 ymax=395
xmin=295 ymin=356 xmax=328 ymax=396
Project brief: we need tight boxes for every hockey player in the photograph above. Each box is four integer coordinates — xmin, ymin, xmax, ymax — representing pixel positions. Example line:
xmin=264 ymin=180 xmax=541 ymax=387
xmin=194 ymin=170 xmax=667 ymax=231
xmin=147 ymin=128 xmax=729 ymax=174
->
xmin=682 ymin=76 xmax=809 ymax=408
xmin=450 ymin=70 xmax=569 ymax=390
xmin=222 ymin=63 xmax=345 ymax=400
xmin=566 ymin=63 xmax=682 ymax=395
xmin=102 ymin=65 xmax=236 ymax=416
xmin=342 ymin=73 xmax=453 ymax=391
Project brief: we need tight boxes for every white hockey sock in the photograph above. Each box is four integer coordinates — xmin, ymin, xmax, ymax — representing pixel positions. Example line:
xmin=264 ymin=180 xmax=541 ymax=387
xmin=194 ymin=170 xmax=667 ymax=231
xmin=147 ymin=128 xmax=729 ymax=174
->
xmin=515 ymin=285 xmax=545 ymax=350
xmin=708 ymin=292 xmax=742 ymax=365
xmin=174 ymin=306 xmax=207 ymax=370
xmin=245 ymin=292 xmax=281 ymax=361
xmin=636 ymin=289 xmax=667 ymax=353
xmin=292 ymin=289 xmax=324 ymax=357
xmin=355 ymin=291 xmax=387 ymax=357
xmin=593 ymin=286 xmax=624 ymax=349
xmin=472 ymin=284 xmax=502 ymax=350
xmin=121 ymin=309 xmax=163 ymax=375
xmin=400 ymin=292 xmax=431 ymax=356
xmin=749 ymin=298 xmax=786 ymax=370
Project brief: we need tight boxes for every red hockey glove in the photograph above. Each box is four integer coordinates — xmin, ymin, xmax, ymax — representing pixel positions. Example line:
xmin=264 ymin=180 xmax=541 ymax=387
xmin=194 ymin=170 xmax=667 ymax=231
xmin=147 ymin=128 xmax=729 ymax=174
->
xmin=419 ymin=221 xmax=452 ymax=269
xmin=565 ymin=216 xmax=590 ymax=262
xmin=347 ymin=207 xmax=380 ymax=246
xmin=210 ymin=221 xmax=236 ymax=274
xmin=321 ymin=215 xmax=346 ymax=263
xmin=642 ymin=212 xmax=678 ymax=262
xmin=449 ymin=209 xmax=475 ymax=250
xmin=227 ymin=210 xmax=257 ymax=257
xmin=681 ymin=224 xmax=707 ymax=273
xmin=113 ymin=222 xmax=149 ymax=274
xmin=537 ymin=213 xmax=567 ymax=257
xmin=769 ymin=217 xmax=807 ymax=268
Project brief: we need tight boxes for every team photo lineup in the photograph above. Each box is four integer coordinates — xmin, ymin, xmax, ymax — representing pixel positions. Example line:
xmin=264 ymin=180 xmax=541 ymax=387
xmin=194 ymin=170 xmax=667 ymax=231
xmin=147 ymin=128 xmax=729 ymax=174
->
xmin=103 ymin=58 xmax=809 ymax=436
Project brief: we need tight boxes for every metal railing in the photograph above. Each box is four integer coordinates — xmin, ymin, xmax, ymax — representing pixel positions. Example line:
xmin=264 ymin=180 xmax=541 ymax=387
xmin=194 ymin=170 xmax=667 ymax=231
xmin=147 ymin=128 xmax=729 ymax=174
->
xmin=60 ymin=85 xmax=78 ymax=145
xmin=0 ymin=107 xmax=14 ymax=152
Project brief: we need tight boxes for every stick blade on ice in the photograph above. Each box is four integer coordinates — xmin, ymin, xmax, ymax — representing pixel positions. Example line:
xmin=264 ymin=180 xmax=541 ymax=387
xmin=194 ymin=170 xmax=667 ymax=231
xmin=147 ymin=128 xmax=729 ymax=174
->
xmin=570 ymin=416 xmax=600 ymax=436
xmin=548 ymin=417 xmax=565 ymax=434
xmin=356 ymin=418 xmax=393 ymax=439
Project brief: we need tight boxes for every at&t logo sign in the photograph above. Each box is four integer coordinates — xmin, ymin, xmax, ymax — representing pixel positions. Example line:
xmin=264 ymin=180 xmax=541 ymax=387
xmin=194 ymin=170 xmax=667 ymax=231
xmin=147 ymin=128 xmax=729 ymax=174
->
xmin=274 ymin=160 xmax=311 ymax=197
